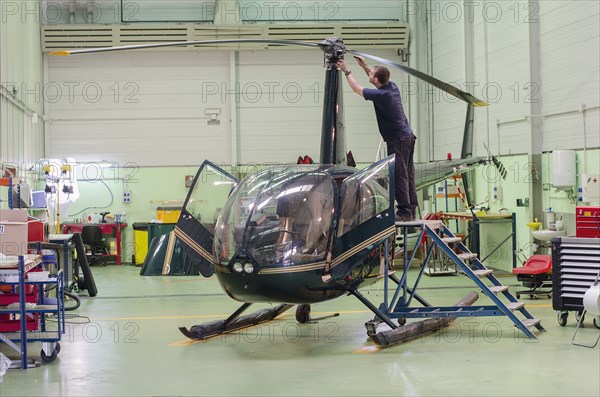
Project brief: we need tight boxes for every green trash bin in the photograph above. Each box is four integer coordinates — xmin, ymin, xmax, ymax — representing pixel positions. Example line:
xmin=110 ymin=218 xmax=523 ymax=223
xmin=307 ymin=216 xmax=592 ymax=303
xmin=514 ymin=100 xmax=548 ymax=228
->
xmin=141 ymin=222 xmax=200 ymax=276
xmin=132 ymin=222 xmax=149 ymax=266
xmin=147 ymin=222 xmax=177 ymax=246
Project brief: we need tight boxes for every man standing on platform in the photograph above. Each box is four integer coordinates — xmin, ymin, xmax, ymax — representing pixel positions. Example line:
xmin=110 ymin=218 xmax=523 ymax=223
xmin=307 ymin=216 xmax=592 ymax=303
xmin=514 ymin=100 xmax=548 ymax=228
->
xmin=337 ymin=56 xmax=418 ymax=221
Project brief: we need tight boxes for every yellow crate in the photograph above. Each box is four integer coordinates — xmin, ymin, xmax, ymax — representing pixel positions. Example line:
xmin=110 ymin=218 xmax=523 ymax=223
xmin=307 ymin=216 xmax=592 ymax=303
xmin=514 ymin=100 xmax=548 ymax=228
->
xmin=156 ymin=207 xmax=181 ymax=223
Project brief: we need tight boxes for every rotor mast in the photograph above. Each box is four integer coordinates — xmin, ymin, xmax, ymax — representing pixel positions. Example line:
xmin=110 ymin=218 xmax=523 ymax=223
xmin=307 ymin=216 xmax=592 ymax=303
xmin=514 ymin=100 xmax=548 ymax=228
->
xmin=319 ymin=38 xmax=347 ymax=165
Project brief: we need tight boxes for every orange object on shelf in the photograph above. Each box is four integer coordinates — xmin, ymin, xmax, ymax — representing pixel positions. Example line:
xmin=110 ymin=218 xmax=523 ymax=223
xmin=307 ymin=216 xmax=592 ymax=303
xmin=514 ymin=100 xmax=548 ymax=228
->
xmin=28 ymin=218 xmax=45 ymax=242
xmin=434 ymin=185 xmax=463 ymax=199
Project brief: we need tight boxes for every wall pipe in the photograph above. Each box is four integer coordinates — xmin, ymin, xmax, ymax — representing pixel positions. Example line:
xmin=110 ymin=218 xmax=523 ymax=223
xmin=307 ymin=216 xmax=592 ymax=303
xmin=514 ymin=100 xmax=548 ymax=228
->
xmin=0 ymin=84 xmax=36 ymax=117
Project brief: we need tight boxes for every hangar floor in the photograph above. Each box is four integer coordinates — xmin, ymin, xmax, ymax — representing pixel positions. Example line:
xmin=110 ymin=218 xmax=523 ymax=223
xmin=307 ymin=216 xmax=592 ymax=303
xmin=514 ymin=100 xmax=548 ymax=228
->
xmin=1 ymin=265 xmax=599 ymax=396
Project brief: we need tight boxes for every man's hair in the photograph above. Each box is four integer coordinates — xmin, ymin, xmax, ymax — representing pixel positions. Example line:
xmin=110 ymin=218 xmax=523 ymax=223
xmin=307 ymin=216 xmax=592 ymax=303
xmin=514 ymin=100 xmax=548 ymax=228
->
xmin=373 ymin=66 xmax=390 ymax=84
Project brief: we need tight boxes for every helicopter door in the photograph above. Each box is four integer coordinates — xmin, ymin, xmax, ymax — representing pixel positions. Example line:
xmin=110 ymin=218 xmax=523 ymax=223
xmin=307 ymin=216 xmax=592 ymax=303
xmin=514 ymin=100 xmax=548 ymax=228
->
xmin=174 ymin=160 xmax=238 ymax=277
xmin=334 ymin=155 xmax=395 ymax=266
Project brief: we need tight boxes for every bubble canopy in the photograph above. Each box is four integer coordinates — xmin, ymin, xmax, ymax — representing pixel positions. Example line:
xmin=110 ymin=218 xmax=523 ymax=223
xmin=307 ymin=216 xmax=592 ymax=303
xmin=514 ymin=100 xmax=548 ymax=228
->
xmin=215 ymin=165 xmax=337 ymax=266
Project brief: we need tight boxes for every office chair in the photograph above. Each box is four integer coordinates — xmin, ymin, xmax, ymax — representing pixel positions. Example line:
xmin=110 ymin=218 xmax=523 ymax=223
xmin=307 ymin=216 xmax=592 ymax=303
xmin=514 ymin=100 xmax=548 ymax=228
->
xmin=81 ymin=225 xmax=108 ymax=266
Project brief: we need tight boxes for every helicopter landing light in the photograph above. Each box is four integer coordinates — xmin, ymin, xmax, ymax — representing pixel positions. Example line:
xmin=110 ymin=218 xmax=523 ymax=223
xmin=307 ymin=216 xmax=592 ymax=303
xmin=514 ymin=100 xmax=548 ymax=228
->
xmin=243 ymin=263 xmax=255 ymax=274
xmin=233 ymin=262 xmax=243 ymax=273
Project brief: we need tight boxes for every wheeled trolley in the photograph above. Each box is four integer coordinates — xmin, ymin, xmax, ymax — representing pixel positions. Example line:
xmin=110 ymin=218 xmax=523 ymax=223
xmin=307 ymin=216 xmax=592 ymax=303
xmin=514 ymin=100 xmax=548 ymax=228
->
xmin=551 ymin=236 xmax=600 ymax=329
xmin=0 ymin=255 xmax=65 ymax=368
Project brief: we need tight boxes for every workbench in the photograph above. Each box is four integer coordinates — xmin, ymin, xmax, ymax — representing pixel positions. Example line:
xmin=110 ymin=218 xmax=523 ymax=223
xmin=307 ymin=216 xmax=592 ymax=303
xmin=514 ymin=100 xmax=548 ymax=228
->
xmin=61 ymin=223 xmax=128 ymax=265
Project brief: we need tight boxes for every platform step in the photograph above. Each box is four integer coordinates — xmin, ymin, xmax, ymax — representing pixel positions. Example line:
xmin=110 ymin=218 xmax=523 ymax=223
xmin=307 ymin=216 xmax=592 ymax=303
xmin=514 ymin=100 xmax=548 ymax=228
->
xmin=522 ymin=318 xmax=541 ymax=328
xmin=418 ymin=223 xmax=543 ymax=339
xmin=506 ymin=302 xmax=525 ymax=311
xmin=473 ymin=269 xmax=493 ymax=277
xmin=488 ymin=285 xmax=509 ymax=294
xmin=441 ymin=237 xmax=462 ymax=244
xmin=422 ymin=220 xmax=444 ymax=229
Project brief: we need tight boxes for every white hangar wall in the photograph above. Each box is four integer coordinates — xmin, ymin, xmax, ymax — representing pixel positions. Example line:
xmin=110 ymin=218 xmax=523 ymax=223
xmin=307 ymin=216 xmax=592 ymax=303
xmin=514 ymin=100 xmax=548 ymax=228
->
xmin=538 ymin=1 xmax=600 ymax=150
xmin=42 ymin=0 xmax=407 ymax=166
xmin=409 ymin=0 xmax=599 ymax=272
xmin=38 ymin=0 xmax=600 ymax=167
xmin=46 ymin=50 xmax=234 ymax=166
xmin=418 ymin=0 xmax=599 ymax=161
xmin=45 ymin=48 xmax=401 ymax=166
xmin=0 ymin=0 xmax=45 ymax=166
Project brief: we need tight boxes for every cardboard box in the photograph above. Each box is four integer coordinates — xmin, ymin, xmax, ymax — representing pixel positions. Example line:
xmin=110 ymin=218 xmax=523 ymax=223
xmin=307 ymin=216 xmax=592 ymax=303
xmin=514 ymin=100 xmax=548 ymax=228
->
xmin=0 ymin=209 xmax=28 ymax=256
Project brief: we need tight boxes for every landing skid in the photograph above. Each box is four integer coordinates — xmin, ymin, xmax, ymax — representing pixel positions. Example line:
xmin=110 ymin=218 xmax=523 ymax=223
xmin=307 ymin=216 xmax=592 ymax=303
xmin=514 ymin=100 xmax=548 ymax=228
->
xmin=295 ymin=304 xmax=340 ymax=324
xmin=179 ymin=303 xmax=293 ymax=340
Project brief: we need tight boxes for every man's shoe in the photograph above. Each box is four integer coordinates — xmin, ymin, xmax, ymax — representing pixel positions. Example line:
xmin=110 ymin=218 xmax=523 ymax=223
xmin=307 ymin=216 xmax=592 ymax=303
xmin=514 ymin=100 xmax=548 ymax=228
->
xmin=395 ymin=214 xmax=415 ymax=223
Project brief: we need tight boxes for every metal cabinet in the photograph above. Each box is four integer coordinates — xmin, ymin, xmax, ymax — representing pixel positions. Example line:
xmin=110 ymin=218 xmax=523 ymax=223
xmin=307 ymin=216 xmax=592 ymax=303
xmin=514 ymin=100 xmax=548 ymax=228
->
xmin=551 ymin=236 xmax=600 ymax=327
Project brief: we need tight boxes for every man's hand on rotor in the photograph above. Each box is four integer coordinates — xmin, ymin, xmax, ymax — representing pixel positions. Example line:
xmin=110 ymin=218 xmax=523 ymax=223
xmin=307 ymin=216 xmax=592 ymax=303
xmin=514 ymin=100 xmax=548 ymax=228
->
xmin=354 ymin=56 xmax=368 ymax=69
xmin=336 ymin=60 xmax=349 ymax=74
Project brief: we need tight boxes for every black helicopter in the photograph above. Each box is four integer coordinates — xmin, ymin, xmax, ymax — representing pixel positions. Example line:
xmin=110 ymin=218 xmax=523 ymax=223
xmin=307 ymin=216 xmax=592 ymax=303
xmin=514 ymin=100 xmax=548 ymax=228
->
xmin=52 ymin=37 xmax=490 ymax=339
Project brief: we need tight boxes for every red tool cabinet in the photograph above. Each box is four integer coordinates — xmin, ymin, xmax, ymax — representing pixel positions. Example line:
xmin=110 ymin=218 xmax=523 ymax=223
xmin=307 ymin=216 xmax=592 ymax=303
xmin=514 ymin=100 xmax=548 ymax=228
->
xmin=576 ymin=206 xmax=600 ymax=238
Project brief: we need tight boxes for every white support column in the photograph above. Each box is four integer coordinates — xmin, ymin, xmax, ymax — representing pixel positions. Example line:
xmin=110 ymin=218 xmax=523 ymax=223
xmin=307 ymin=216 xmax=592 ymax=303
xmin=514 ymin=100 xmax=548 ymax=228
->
xmin=410 ymin=0 xmax=433 ymax=163
xmin=528 ymin=0 xmax=544 ymax=223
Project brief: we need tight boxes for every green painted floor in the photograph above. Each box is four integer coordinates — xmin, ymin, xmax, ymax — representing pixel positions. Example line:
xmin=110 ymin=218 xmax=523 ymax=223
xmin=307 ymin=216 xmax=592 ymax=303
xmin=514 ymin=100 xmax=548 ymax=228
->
xmin=1 ymin=265 xmax=599 ymax=396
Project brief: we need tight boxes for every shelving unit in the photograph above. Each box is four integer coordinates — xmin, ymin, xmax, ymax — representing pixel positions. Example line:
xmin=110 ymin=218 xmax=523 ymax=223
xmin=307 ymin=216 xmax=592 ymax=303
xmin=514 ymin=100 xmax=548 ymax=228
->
xmin=0 ymin=255 xmax=65 ymax=369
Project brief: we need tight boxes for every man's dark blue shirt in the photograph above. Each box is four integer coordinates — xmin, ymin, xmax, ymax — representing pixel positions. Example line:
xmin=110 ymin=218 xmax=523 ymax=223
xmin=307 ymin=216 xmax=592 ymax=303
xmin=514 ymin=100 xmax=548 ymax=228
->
xmin=363 ymin=81 xmax=412 ymax=141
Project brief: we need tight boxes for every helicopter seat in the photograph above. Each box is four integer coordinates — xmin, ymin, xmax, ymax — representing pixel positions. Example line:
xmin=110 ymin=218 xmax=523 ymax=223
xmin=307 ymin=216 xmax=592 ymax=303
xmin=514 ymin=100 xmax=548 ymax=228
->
xmin=239 ymin=213 xmax=281 ymax=246
xmin=276 ymin=217 xmax=295 ymax=245
xmin=298 ymin=219 xmax=328 ymax=258
xmin=233 ymin=224 xmax=245 ymax=245
xmin=251 ymin=223 xmax=286 ymax=247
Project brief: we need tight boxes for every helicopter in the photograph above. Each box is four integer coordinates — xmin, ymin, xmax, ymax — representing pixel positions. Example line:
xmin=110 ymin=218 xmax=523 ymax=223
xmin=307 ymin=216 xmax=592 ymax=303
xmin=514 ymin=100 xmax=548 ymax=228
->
xmin=51 ymin=37 xmax=491 ymax=340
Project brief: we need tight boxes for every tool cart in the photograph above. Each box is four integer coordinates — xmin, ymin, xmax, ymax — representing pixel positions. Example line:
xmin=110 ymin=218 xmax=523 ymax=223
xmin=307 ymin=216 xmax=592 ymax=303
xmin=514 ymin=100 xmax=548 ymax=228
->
xmin=551 ymin=236 xmax=600 ymax=328
xmin=0 ymin=255 xmax=65 ymax=369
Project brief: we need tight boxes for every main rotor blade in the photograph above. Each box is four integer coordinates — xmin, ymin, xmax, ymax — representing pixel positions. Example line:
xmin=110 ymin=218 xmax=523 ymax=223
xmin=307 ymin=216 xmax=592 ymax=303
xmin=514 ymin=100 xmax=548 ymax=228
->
xmin=349 ymin=50 xmax=488 ymax=107
xmin=50 ymin=37 xmax=487 ymax=107
xmin=50 ymin=39 xmax=320 ymax=56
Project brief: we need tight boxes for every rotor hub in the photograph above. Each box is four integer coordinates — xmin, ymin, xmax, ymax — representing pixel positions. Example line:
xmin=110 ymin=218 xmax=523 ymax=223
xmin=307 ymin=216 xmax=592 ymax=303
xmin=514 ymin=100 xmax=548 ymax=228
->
xmin=319 ymin=37 xmax=346 ymax=68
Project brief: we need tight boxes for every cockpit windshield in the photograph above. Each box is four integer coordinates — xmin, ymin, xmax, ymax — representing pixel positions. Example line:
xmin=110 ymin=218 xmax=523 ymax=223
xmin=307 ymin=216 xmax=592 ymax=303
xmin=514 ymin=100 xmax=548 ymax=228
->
xmin=214 ymin=166 xmax=335 ymax=266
